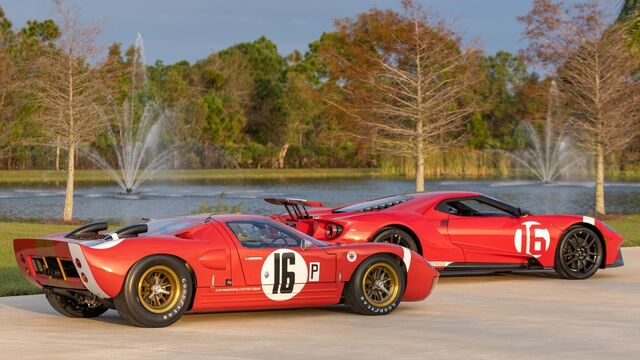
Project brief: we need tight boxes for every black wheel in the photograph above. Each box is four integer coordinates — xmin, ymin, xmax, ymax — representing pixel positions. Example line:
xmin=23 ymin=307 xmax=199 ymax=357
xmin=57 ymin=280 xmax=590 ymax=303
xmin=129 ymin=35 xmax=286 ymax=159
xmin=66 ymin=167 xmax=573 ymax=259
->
xmin=345 ymin=255 xmax=405 ymax=315
xmin=45 ymin=291 xmax=107 ymax=318
xmin=371 ymin=228 xmax=418 ymax=252
xmin=114 ymin=255 xmax=193 ymax=327
xmin=554 ymin=226 xmax=603 ymax=280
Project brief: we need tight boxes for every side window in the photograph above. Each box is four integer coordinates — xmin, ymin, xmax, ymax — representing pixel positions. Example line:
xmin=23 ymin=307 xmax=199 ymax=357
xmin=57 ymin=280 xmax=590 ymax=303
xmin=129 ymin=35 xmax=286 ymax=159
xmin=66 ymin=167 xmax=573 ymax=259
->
xmin=437 ymin=199 xmax=513 ymax=217
xmin=226 ymin=220 xmax=302 ymax=248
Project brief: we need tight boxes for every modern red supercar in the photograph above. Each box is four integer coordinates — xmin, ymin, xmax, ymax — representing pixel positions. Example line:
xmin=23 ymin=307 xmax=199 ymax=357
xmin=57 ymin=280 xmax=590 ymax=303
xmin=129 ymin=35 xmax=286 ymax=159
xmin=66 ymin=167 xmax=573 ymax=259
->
xmin=266 ymin=191 xmax=625 ymax=280
xmin=13 ymin=214 xmax=438 ymax=327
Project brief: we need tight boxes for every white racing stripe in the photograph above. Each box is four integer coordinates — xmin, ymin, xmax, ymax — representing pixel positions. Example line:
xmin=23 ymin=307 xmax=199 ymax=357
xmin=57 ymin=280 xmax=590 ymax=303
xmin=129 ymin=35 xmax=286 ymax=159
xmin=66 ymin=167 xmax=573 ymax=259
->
xmin=402 ymin=247 xmax=411 ymax=272
xmin=68 ymin=243 xmax=110 ymax=299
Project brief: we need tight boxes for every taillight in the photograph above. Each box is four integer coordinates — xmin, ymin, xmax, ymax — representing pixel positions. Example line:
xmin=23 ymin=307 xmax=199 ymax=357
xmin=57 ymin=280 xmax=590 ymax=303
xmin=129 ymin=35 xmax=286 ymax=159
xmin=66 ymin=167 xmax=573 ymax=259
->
xmin=75 ymin=258 xmax=82 ymax=268
xmin=325 ymin=223 xmax=343 ymax=240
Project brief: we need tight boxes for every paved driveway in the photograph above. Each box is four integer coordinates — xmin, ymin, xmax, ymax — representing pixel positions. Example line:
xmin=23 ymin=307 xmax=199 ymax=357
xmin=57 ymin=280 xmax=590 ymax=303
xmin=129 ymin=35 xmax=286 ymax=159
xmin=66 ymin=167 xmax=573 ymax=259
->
xmin=1 ymin=248 xmax=638 ymax=360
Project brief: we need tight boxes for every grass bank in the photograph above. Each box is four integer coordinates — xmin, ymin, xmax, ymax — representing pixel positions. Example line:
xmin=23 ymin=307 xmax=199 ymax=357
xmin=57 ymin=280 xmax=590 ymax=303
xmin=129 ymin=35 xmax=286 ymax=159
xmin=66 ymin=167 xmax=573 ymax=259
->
xmin=0 ymin=168 xmax=381 ymax=185
xmin=1 ymin=216 xmax=638 ymax=297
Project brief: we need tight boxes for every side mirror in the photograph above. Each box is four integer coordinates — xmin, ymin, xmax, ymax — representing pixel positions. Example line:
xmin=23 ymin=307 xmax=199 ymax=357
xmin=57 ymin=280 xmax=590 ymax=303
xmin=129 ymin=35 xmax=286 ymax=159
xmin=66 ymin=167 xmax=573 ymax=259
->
xmin=301 ymin=238 xmax=313 ymax=250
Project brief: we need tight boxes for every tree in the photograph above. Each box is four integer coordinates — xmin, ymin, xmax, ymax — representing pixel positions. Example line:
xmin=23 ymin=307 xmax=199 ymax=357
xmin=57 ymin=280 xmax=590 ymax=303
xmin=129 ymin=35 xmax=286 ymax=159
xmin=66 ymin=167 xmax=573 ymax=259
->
xmin=322 ymin=0 xmax=480 ymax=191
xmin=619 ymin=0 xmax=640 ymax=52
xmin=520 ymin=0 xmax=640 ymax=215
xmin=0 ymin=6 xmax=59 ymax=162
xmin=34 ymin=0 xmax=109 ymax=221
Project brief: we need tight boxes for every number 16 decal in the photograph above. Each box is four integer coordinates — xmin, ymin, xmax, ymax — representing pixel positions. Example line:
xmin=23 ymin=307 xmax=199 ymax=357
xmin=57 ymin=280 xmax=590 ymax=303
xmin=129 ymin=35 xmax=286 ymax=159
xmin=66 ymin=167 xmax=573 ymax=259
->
xmin=272 ymin=252 xmax=295 ymax=294
xmin=261 ymin=249 xmax=308 ymax=301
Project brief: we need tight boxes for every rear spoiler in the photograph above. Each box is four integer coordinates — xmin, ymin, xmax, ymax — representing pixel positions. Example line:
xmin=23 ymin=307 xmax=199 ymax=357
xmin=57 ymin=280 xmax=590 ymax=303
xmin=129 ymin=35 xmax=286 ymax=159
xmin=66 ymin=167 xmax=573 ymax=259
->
xmin=264 ymin=198 xmax=325 ymax=220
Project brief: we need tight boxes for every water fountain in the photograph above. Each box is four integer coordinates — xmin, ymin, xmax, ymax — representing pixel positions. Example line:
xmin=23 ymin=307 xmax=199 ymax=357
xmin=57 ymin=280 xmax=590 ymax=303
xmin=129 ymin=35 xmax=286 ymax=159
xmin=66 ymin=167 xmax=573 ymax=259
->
xmin=505 ymin=81 xmax=583 ymax=184
xmin=84 ymin=34 xmax=173 ymax=196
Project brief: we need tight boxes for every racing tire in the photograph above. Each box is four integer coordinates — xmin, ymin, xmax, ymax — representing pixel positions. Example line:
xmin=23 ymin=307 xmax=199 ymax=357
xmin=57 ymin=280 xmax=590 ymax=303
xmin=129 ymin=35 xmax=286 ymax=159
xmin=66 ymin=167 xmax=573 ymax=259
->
xmin=345 ymin=255 xmax=405 ymax=315
xmin=372 ymin=228 xmax=419 ymax=253
xmin=554 ymin=226 xmax=603 ymax=280
xmin=114 ymin=255 xmax=193 ymax=327
xmin=45 ymin=291 xmax=107 ymax=318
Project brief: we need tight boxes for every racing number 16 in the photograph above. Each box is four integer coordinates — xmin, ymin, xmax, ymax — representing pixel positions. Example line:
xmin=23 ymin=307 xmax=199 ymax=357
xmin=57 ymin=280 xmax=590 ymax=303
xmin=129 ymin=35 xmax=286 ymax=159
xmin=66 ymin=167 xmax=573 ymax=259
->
xmin=272 ymin=253 xmax=295 ymax=294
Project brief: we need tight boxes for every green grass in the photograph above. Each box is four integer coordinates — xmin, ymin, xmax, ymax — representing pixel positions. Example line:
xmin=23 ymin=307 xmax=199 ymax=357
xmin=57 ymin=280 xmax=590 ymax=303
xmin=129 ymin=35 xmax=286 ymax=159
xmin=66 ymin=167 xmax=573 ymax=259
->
xmin=0 ymin=216 xmax=637 ymax=297
xmin=0 ymin=168 xmax=380 ymax=185
xmin=606 ymin=215 xmax=640 ymax=247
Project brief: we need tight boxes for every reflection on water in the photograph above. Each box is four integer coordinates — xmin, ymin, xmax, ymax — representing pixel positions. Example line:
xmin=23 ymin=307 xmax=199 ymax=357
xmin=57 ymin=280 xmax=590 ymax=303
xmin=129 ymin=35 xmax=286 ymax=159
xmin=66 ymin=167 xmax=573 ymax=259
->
xmin=0 ymin=179 xmax=639 ymax=222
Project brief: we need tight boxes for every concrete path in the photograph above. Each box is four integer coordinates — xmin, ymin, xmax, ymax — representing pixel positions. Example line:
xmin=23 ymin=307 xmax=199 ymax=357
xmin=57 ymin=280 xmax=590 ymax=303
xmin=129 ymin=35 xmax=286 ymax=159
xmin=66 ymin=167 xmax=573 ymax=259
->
xmin=1 ymin=248 xmax=639 ymax=360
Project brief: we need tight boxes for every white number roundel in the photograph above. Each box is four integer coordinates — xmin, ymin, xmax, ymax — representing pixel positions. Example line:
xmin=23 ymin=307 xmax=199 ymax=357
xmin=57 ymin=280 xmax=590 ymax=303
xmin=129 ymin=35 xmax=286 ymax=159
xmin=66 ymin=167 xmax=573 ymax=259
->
xmin=261 ymin=249 xmax=308 ymax=301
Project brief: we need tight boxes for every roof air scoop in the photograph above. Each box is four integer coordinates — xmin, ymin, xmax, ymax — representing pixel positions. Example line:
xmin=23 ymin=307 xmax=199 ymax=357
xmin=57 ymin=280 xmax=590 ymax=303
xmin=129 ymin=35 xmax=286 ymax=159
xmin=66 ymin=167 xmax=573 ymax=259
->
xmin=66 ymin=222 xmax=108 ymax=240
xmin=104 ymin=224 xmax=148 ymax=241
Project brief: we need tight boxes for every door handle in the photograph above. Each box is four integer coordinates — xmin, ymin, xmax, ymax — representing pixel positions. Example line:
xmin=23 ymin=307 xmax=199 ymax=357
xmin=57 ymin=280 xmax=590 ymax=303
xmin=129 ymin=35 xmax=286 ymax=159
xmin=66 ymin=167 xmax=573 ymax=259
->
xmin=244 ymin=256 xmax=263 ymax=261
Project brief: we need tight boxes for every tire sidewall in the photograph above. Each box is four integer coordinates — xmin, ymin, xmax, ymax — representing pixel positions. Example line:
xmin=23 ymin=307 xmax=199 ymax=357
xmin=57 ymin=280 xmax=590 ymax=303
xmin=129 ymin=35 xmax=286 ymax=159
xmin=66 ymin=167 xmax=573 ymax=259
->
xmin=351 ymin=255 xmax=405 ymax=315
xmin=121 ymin=255 xmax=192 ymax=327
xmin=555 ymin=227 xmax=603 ymax=280
xmin=373 ymin=228 xmax=418 ymax=253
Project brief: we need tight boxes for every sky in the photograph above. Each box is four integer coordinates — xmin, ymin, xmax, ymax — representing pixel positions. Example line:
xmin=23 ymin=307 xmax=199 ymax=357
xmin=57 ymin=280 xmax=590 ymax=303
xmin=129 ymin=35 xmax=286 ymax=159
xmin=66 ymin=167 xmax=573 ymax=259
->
xmin=0 ymin=0 xmax=594 ymax=64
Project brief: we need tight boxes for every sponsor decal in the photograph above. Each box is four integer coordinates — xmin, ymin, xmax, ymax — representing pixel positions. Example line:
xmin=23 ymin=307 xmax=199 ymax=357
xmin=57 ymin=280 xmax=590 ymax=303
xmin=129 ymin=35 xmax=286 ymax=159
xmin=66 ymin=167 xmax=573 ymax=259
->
xmin=214 ymin=287 xmax=261 ymax=292
xmin=260 ymin=249 xmax=308 ymax=301
xmin=428 ymin=261 xmax=453 ymax=268
xmin=582 ymin=216 xmax=596 ymax=225
xmin=347 ymin=251 xmax=357 ymax=262
xmin=309 ymin=262 xmax=320 ymax=282
xmin=514 ymin=221 xmax=550 ymax=258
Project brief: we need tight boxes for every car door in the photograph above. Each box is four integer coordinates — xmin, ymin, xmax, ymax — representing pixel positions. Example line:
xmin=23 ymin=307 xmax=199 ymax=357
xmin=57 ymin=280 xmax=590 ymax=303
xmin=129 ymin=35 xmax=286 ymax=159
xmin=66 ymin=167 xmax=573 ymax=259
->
xmin=442 ymin=197 xmax=531 ymax=265
xmin=223 ymin=219 xmax=338 ymax=305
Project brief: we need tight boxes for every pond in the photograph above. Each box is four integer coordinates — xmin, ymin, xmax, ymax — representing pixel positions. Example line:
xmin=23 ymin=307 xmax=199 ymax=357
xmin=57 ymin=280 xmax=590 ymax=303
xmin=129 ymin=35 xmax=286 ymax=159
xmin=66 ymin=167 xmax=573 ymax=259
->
xmin=1 ymin=179 xmax=639 ymax=222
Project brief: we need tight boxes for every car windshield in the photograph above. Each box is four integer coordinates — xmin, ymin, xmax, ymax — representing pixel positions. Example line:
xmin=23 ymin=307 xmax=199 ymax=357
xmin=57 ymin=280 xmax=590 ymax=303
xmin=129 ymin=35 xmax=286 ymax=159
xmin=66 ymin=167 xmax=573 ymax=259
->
xmin=333 ymin=195 xmax=411 ymax=213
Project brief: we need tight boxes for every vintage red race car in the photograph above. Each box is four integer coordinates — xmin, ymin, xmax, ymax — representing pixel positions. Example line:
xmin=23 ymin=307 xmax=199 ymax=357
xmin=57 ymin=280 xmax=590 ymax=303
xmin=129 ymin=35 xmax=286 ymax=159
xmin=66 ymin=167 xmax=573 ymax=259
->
xmin=13 ymin=214 xmax=438 ymax=327
xmin=266 ymin=191 xmax=625 ymax=280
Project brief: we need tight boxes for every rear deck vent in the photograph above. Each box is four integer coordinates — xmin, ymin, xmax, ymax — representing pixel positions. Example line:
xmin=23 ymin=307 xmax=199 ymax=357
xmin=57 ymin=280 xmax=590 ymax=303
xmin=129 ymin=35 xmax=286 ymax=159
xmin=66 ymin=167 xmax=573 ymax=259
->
xmin=333 ymin=195 xmax=412 ymax=213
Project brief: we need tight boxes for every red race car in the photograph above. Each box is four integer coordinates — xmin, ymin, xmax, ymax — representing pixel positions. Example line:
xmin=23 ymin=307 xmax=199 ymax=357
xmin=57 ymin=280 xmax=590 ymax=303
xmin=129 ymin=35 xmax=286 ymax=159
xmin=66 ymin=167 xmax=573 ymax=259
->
xmin=266 ymin=191 xmax=625 ymax=280
xmin=13 ymin=214 xmax=438 ymax=327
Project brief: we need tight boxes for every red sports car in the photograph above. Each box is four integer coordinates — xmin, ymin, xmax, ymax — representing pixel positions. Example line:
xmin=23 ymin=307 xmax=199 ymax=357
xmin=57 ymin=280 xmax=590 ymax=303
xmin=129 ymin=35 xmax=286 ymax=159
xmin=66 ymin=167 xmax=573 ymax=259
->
xmin=266 ymin=191 xmax=625 ymax=280
xmin=13 ymin=214 xmax=438 ymax=327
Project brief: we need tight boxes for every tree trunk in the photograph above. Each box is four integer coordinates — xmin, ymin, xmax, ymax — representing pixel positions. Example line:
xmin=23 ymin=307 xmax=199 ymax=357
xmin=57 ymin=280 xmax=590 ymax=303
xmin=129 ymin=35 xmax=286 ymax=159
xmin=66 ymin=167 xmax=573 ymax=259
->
xmin=595 ymin=144 xmax=605 ymax=215
xmin=55 ymin=136 xmax=61 ymax=171
xmin=63 ymin=141 xmax=75 ymax=222
xmin=415 ymin=118 xmax=425 ymax=192
xmin=278 ymin=144 xmax=289 ymax=169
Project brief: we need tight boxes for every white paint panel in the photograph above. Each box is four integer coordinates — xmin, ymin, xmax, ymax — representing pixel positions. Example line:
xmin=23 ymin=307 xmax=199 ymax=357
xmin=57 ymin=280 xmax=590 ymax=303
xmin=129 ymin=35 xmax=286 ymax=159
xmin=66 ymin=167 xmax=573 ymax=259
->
xmin=402 ymin=247 xmax=411 ymax=272
xmin=583 ymin=216 xmax=596 ymax=225
xmin=68 ymin=243 xmax=110 ymax=299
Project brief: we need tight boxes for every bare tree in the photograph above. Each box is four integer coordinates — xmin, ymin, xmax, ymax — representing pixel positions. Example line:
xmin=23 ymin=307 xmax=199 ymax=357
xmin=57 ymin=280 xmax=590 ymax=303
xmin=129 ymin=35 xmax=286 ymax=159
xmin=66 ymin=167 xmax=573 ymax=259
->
xmin=328 ymin=1 xmax=480 ymax=191
xmin=35 ymin=0 xmax=108 ymax=221
xmin=521 ymin=0 xmax=640 ymax=215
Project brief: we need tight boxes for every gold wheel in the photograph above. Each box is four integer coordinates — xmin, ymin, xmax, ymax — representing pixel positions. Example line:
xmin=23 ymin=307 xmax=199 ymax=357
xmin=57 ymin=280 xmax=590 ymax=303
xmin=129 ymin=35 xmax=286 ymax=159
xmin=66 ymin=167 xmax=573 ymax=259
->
xmin=137 ymin=265 xmax=180 ymax=314
xmin=361 ymin=262 xmax=399 ymax=307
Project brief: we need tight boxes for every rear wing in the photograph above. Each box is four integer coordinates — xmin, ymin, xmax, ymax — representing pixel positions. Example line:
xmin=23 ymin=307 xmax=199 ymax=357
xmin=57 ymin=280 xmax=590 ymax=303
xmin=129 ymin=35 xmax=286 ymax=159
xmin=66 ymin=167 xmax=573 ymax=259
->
xmin=264 ymin=198 xmax=325 ymax=220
